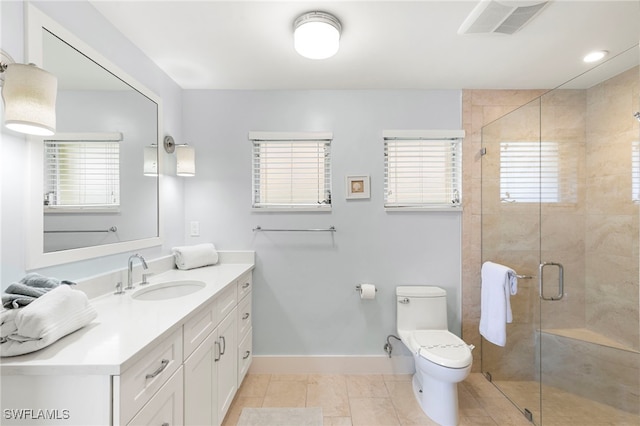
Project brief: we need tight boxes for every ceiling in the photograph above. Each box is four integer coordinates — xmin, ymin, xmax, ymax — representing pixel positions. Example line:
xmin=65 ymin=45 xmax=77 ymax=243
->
xmin=89 ymin=0 xmax=640 ymax=91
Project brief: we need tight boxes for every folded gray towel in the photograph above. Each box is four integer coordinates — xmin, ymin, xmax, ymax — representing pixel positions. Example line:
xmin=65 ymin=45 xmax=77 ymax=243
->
xmin=1 ymin=273 xmax=76 ymax=309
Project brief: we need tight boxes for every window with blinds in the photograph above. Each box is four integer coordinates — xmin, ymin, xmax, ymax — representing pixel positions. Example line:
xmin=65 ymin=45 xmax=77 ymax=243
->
xmin=499 ymin=141 xmax=576 ymax=204
xmin=44 ymin=133 xmax=122 ymax=210
xmin=250 ymin=132 xmax=332 ymax=210
xmin=383 ymin=130 xmax=463 ymax=209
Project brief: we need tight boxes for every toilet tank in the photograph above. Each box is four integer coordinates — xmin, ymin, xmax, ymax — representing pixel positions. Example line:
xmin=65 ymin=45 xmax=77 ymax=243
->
xmin=396 ymin=286 xmax=448 ymax=333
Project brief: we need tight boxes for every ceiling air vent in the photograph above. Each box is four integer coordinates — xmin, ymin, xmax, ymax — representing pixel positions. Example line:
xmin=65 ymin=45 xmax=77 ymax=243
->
xmin=458 ymin=0 xmax=549 ymax=35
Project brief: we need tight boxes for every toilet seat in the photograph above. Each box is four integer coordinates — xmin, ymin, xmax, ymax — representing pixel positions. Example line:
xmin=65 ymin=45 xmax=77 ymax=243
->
xmin=409 ymin=330 xmax=472 ymax=369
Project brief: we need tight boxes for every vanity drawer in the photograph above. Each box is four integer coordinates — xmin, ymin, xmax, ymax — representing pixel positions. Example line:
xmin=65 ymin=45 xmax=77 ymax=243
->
xmin=237 ymin=272 xmax=252 ymax=300
xmin=216 ymin=282 xmax=237 ymax=321
xmin=238 ymin=328 xmax=252 ymax=386
xmin=183 ymin=302 xmax=216 ymax=359
xmin=126 ymin=366 xmax=184 ymax=426
xmin=237 ymin=292 xmax=252 ymax=340
xmin=120 ymin=328 xmax=183 ymax=424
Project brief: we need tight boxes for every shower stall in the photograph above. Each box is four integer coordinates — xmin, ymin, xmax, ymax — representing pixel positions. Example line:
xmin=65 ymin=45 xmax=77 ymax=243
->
xmin=480 ymin=45 xmax=640 ymax=424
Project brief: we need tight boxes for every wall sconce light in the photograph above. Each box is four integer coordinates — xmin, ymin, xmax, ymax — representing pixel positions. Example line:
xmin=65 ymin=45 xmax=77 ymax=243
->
xmin=143 ymin=145 xmax=158 ymax=176
xmin=293 ymin=11 xmax=342 ymax=60
xmin=1 ymin=49 xmax=57 ymax=136
xmin=164 ymin=135 xmax=195 ymax=177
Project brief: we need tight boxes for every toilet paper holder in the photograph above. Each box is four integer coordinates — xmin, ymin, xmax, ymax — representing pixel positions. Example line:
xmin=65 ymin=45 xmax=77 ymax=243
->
xmin=355 ymin=285 xmax=378 ymax=294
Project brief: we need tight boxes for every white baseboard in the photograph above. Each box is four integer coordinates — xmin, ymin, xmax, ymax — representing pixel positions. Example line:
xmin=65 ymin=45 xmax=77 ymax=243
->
xmin=248 ymin=355 xmax=415 ymax=375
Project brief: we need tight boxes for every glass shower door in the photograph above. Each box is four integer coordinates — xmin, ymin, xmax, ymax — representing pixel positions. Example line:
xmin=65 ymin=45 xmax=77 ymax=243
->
xmin=538 ymin=50 xmax=640 ymax=425
xmin=481 ymin=97 xmax=543 ymax=424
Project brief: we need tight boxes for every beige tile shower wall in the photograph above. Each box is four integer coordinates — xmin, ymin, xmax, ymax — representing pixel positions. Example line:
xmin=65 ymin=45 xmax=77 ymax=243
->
xmin=462 ymin=90 xmax=546 ymax=372
xmin=585 ymin=66 xmax=640 ymax=351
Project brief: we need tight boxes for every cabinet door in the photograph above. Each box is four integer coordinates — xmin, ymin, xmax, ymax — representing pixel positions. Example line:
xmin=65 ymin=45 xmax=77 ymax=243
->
xmin=184 ymin=330 xmax=218 ymax=426
xmin=216 ymin=307 xmax=238 ymax=422
xmin=127 ymin=367 xmax=183 ymax=426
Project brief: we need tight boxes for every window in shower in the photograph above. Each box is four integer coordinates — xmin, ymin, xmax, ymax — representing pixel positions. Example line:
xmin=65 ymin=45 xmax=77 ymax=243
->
xmin=500 ymin=141 xmax=577 ymax=204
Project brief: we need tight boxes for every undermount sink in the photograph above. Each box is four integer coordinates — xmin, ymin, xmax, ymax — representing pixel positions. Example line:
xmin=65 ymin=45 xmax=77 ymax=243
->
xmin=132 ymin=280 xmax=206 ymax=301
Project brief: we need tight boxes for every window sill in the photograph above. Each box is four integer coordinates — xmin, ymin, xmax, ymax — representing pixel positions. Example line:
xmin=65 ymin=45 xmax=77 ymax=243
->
xmin=384 ymin=206 xmax=462 ymax=212
xmin=251 ymin=206 xmax=332 ymax=213
xmin=44 ymin=206 xmax=121 ymax=214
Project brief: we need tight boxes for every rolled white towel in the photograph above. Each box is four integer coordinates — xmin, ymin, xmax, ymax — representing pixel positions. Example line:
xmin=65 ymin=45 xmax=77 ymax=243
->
xmin=0 ymin=309 xmax=18 ymax=339
xmin=172 ymin=243 xmax=219 ymax=270
xmin=0 ymin=285 xmax=97 ymax=357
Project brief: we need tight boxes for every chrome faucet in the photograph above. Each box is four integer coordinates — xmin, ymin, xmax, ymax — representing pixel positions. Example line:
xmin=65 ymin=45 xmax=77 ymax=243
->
xmin=127 ymin=253 xmax=148 ymax=290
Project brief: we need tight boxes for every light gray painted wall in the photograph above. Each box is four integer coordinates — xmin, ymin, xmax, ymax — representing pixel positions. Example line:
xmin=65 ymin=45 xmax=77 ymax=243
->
xmin=1 ymin=1 xmax=184 ymax=287
xmin=182 ymin=90 xmax=463 ymax=355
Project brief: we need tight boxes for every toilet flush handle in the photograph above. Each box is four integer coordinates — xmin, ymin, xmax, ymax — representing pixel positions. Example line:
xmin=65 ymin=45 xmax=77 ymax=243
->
xmin=399 ymin=298 xmax=410 ymax=304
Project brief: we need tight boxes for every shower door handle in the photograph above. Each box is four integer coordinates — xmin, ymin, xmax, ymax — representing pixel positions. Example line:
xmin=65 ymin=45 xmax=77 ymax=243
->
xmin=538 ymin=262 xmax=564 ymax=301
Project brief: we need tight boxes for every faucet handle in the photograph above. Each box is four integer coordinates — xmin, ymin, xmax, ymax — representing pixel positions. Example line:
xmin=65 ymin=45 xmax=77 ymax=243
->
xmin=114 ymin=281 xmax=124 ymax=295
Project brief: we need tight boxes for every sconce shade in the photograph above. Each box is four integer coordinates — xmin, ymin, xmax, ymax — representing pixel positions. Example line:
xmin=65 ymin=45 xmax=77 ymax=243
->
xmin=294 ymin=12 xmax=341 ymax=60
xmin=144 ymin=145 xmax=158 ymax=176
xmin=2 ymin=63 xmax=57 ymax=136
xmin=176 ymin=145 xmax=195 ymax=176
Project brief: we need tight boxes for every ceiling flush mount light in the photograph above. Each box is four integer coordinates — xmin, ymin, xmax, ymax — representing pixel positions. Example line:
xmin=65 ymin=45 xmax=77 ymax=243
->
xmin=583 ymin=50 xmax=608 ymax=63
xmin=293 ymin=11 xmax=342 ymax=60
xmin=1 ymin=49 xmax=57 ymax=136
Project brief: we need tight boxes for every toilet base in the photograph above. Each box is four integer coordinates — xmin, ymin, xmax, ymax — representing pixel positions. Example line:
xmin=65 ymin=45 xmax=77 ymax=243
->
xmin=412 ymin=372 xmax=460 ymax=426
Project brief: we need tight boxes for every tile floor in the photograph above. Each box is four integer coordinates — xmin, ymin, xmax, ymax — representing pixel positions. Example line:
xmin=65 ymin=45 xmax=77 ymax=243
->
xmin=494 ymin=380 xmax=640 ymax=426
xmin=221 ymin=373 xmax=533 ymax=426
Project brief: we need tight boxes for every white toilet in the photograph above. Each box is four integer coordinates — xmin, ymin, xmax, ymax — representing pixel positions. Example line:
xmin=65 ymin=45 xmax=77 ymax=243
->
xmin=396 ymin=286 xmax=473 ymax=426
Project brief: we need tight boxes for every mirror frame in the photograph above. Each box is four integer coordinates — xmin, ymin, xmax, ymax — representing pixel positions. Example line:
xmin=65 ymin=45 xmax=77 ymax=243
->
xmin=25 ymin=4 xmax=163 ymax=269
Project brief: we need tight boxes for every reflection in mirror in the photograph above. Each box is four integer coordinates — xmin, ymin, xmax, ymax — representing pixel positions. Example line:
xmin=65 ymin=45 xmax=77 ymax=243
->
xmin=42 ymin=29 xmax=159 ymax=253
xmin=26 ymin=4 xmax=162 ymax=268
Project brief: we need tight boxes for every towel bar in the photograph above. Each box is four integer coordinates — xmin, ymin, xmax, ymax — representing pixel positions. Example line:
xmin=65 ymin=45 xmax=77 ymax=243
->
xmin=516 ymin=274 xmax=533 ymax=279
xmin=44 ymin=226 xmax=118 ymax=233
xmin=253 ymin=226 xmax=336 ymax=232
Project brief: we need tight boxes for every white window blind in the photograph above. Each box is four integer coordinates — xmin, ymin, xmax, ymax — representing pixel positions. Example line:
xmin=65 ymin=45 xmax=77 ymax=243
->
xmin=384 ymin=131 xmax=463 ymax=209
xmin=44 ymin=133 xmax=121 ymax=210
xmin=500 ymin=141 xmax=576 ymax=204
xmin=250 ymin=132 xmax=332 ymax=210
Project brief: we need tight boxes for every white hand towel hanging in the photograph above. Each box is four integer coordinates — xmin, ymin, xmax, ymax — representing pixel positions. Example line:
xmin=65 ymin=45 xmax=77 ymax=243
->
xmin=479 ymin=261 xmax=518 ymax=347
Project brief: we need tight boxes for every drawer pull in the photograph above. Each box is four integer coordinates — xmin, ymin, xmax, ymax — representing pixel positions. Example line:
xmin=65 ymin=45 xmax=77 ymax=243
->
xmin=214 ymin=341 xmax=221 ymax=362
xmin=145 ymin=359 xmax=169 ymax=379
xmin=161 ymin=423 xmax=169 ymax=426
xmin=242 ymin=312 xmax=250 ymax=320
xmin=220 ymin=336 xmax=226 ymax=355
xmin=242 ymin=282 xmax=250 ymax=289
xmin=243 ymin=350 xmax=251 ymax=360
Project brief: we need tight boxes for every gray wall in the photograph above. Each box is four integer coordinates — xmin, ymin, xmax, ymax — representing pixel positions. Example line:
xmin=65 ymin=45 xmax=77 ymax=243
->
xmin=182 ymin=90 xmax=463 ymax=355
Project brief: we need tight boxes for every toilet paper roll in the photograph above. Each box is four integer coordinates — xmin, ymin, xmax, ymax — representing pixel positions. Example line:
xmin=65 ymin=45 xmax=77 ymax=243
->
xmin=360 ymin=283 xmax=376 ymax=300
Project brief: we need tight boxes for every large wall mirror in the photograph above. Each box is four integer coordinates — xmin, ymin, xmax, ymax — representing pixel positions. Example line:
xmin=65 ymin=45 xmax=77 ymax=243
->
xmin=26 ymin=4 xmax=163 ymax=269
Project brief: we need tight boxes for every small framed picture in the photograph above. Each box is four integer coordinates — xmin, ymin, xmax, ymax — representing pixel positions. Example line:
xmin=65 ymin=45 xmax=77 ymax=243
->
xmin=346 ymin=175 xmax=370 ymax=199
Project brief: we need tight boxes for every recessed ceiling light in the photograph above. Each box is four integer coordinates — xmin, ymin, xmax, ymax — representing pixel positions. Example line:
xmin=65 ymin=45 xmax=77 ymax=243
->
xmin=583 ymin=50 xmax=608 ymax=63
xmin=293 ymin=12 xmax=341 ymax=60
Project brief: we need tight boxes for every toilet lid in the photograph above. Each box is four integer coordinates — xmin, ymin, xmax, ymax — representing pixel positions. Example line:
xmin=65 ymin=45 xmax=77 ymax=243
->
xmin=411 ymin=330 xmax=472 ymax=369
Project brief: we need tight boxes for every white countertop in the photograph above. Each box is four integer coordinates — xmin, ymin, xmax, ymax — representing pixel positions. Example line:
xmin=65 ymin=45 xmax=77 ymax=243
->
xmin=0 ymin=261 xmax=254 ymax=376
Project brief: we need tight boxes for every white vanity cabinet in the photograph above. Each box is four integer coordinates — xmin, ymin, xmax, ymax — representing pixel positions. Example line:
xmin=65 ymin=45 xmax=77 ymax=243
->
xmin=183 ymin=271 xmax=253 ymax=426
xmin=0 ymin=263 xmax=254 ymax=426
